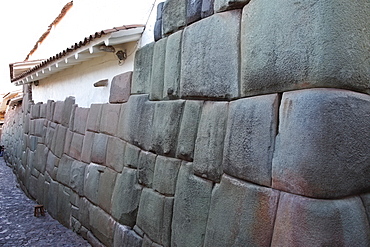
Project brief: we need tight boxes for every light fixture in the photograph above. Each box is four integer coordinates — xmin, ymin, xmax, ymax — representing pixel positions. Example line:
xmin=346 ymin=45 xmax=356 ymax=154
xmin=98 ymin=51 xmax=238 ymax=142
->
xmin=116 ymin=50 xmax=127 ymax=61
xmin=99 ymin=45 xmax=116 ymax=52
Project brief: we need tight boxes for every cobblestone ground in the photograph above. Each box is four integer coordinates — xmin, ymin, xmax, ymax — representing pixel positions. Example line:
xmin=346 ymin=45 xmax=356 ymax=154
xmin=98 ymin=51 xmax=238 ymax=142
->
xmin=0 ymin=157 xmax=91 ymax=247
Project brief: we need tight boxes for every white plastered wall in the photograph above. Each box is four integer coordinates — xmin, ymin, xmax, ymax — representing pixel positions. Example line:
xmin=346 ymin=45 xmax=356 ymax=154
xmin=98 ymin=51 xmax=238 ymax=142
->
xmin=28 ymin=0 xmax=164 ymax=107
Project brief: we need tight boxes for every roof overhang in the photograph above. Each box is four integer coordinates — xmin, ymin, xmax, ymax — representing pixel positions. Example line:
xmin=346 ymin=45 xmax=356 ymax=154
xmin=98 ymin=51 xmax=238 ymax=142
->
xmin=11 ymin=25 xmax=144 ymax=86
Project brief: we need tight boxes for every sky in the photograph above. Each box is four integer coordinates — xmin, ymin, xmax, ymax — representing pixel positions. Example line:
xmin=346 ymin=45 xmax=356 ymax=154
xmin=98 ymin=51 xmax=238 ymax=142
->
xmin=0 ymin=0 xmax=70 ymax=94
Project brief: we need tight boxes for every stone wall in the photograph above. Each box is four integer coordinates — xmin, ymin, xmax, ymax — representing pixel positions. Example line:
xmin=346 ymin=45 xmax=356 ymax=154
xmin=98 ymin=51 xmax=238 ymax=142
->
xmin=2 ymin=0 xmax=370 ymax=246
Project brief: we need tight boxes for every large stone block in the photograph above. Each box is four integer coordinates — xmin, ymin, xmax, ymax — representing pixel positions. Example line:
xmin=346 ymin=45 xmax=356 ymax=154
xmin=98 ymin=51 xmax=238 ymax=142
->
xmin=70 ymin=160 xmax=86 ymax=196
xmin=81 ymin=131 xmax=95 ymax=163
xmin=152 ymin=156 xmax=181 ymax=196
xmin=97 ymin=167 xmax=117 ymax=213
xmin=132 ymin=43 xmax=154 ymax=94
xmin=100 ymin=103 xmax=121 ymax=136
xmin=123 ymin=143 xmax=141 ymax=168
xmin=46 ymin=151 xmax=59 ymax=180
xmin=111 ymin=167 xmax=142 ymax=227
xmin=109 ymin=72 xmax=132 ymax=103
xmin=204 ymin=174 xmax=280 ymax=247
xmin=61 ymin=96 xmax=75 ymax=127
xmin=186 ymin=0 xmax=202 ymax=24
xmin=91 ymin=133 xmax=108 ymax=165
xmin=271 ymin=192 xmax=370 ymax=246
xmin=84 ymin=163 xmax=105 ymax=205
xmin=56 ymin=155 xmax=74 ymax=186
xmin=46 ymin=100 xmax=55 ymax=121
xmin=86 ymin=104 xmax=102 ymax=132
xmin=113 ymin=224 xmax=143 ymax=247
xmin=361 ymin=193 xmax=370 ymax=224
xmin=30 ymin=104 xmax=40 ymax=120
xmin=106 ymin=136 xmax=126 ymax=172
xmin=52 ymin=125 xmax=67 ymax=158
xmin=63 ymin=129 xmax=73 ymax=155
xmin=40 ymin=103 xmax=47 ymax=118
xmin=69 ymin=132 xmax=84 ymax=160
xmin=241 ymin=0 xmax=370 ymax=97
xmin=46 ymin=180 xmax=59 ymax=218
xmin=72 ymin=107 xmax=89 ymax=134
xmin=223 ymin=94 xmax=278 ymax=186
xmin=138 ymin=151 xmax=157 ymax=188
xmin=180 ymin=10 xmax=240 ymax=100
xmin=273 ymin=89 xmax=370 ymax=198
xmin=163 ymin=30 xmax=182 ymax=100
xmin=118 ymin=95 xmax=155 ymax=150
xmin=171 ymin=162 xmax=213 ymax=247
xmin=136 ymin=188 xmax=173 ymax=246
xmin=154 ymin=2 xmax=164 ymax=41
xmin=150 ymin=38 xmax=167 ymax=100
xmin=214 ymin=0 xmax=250 ymax=13
xmin=162 ymin=0 xmax=187 ymax=35
xmin=57 ymin=184 xmax=72 ymax=227
xmin=201 ymin=0 xmax=215 ymax=18
xmin=193 ymin=101 xmax=228 ymax=182
xmin=33 ymin=144 xmax=48 ymax=174
xmin=151 ymin=100 xmax=185 ymax=156
xmin=89 ymin=204 xmax=116 ymax=247
xmin=176 ymin=100 xmax=203 ymax=161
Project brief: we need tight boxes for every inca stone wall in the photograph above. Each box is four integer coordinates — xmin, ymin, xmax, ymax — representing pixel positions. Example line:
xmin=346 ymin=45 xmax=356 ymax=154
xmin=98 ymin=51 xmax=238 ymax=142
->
xmin=2 ymin=0 xmax=370 ymax=246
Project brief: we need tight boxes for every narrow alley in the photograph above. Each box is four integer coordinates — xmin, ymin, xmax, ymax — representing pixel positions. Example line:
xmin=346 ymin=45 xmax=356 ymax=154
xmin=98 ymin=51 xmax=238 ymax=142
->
xmin=0 ymin=157 xmax=90 ymax=247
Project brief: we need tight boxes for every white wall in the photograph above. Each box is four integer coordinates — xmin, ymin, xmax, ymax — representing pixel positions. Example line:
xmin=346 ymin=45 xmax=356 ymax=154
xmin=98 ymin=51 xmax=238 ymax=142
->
xmin=29 ymin=0 xmax=164 ymax=107
xmin=32 ymin=42 xmax=136 ymax=107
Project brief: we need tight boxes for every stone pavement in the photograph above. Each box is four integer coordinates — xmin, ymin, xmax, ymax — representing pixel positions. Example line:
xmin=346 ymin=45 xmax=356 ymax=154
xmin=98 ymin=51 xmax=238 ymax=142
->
xmin=0 ymin=157 xmax=91 ymax=247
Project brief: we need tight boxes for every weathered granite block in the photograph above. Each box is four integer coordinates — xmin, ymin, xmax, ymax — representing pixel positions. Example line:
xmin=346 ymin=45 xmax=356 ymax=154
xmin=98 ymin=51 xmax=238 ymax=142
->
xmin=180 ymin=10 xmax=240 ymax=100
xmin=46 ymin=100 xmax=55 ymax=121
xmin=36 ymin=174 xmax=45 ymax=204
xmin=79 ymin=197 xmax=92 ymax=230
xmin=132 ymin=43 xmax=154 ymax=94
xmin=137 ymin=188 xmax=173 ymax=246
xmin=70 ymin=160 xmax=86 ymax=196
xmin=124 ymin=143 xmax=141 ymax=168
xmin=46 ymin=151 xmax=59 ymax=180
xmin=151 ymin=100 xmax=184 ymax=156
xmin=163 ymin=30 xmax=182 ymax=100
xmin=111 ymin=167 xmax=142 ymax=226
xmin=100 ymin=103 xmax=121 ymax=136
xmin=34 ymin=119 xmax=45 ymax=137
xmin=271 ymin=192 xmax=370 ymax=246
xmin=84 ymin=163 xmax=105 ymax=205
xmin=87 ymin=231 xmax=105 ymax=247
xmin=187 ymin=0 xmax=202 ymax=24
xmin=201 ymin=0 xmax=215 ymax=18
xmin=114 ymin=224 xmax=143 ymax=247
xmin=154 ymin=2 xmax=165 ymax=41
xmin=109 ymin=72 xmax=133 ymax=103
xmin=162 ymin=0 xmax=186 ymax=35
xmin=81 ymin=131 xmax=95 ymax=163
xmin=97 ymin=167 xmax=117 ymax=213
xmin=61 ymin=96 xmax=75 ymax=127
xmin=193 ymin=101 xmax=228 ymax=182
xmin=91 ymin=133 xmax=108 ymax=165
xmin=40 ymin=103 xmax=47 ymax=118
xmin=56 ymin=155 xmax=74 ymax=186
xmin=176 ymin=100 xmax=203 ymax=161
xmin=33 ymin=144 xmax=47 ymax=173
xmin=68 ymin=104 xmax=77 ymax=132
xmin=241 ymin=0 xmax=370 ymax=97
xmin=171 ymin=162 xmax=213 ymax=247
xmin=119 ymin=95 xmax=155 ymax=150
xmin=63 ymin=130 xmax=73 ymax=155
xmin=150 ymin=38 xmax=167 ymax=100
xmin=46 ymin=180 xmax=59 ymax=218
xmin=69 ymin=132 xmax=84 ymax=160
xmin=273 ymin=89 xmax=370 ymax=198
xmin=57 ymin=184 xmax=72 ymax=227
xmin=204 ymin=174 xmax=280 ymax=246
xmin=223 ymin=94 xmax=278 ymax=187
xmin=152 ymin=156 xmax=181 ymax=196
xmin=30 ymin=104 xmax=40 ymax=120
xmin=89 ymin=204 xmax=116 ymax=247
xmin=29 ymin=136 xmax=38 ymax=152
xmin=106 ymin=136 xmax=126 ymax=172
xmin=86 ymin=104 xmax=102 ymax=133
xmin=23 ymin=115 xmax=30 ymax=134
xmin=72 ymin=107 xmax=89 ymax=134
xmin=138 ymin=151 xmax=157 ymax=188
xmin=214 ymin=0 xmax=250 ymax=13
xmin=53 ymin=125 xmax=67 ymax=158
xmin=28 ymin=175 xmax=39 ymax=200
